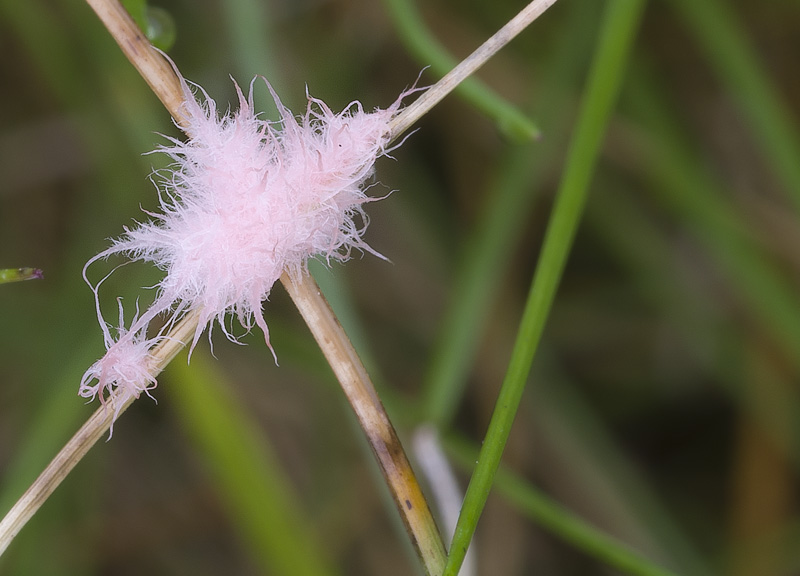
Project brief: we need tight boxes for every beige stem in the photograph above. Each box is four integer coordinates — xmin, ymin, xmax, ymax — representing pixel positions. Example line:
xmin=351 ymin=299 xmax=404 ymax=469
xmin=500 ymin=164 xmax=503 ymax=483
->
xmin=85 ymin=0 xmax=185 ymax=122
xmin=388 ymin=0 xmax=560 ymax=138
xmin=281 ymin=271 xmax=447 ymax=575
xmin=0 ymin=309 xmax=200 ymax=557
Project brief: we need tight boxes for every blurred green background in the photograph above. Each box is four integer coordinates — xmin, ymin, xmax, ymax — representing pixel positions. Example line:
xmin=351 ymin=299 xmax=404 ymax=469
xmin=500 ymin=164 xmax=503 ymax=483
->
xmin=1 ymin=0 xmax=800 ymax=574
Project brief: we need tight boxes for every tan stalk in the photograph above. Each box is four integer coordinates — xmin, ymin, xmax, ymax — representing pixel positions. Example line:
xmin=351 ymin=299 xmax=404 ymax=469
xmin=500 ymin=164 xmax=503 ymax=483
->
xmin=0 ymin=0 xmax=559 ymax=572
xmin=0 ymin=309 xmax=200 ymax=557
xmin=282 ymin=271 xmax=447 ymax=574
xmin=85 ymin=0 xmax=185 ymax=122
xmin=388 ymin=0 xmax=559 ymax=138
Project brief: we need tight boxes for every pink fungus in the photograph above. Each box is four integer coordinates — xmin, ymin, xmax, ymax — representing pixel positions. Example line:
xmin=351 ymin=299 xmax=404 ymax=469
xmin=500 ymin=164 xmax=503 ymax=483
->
xmin=81 ymin=71 xmax=413 ymax=408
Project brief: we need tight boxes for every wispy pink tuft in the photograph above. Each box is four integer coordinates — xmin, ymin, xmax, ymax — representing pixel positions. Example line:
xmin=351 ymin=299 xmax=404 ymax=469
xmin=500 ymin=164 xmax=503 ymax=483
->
xmin=79 ymin=299 xmax=158 ymax=406
xmin=81 ymin=72 xmax=414 ymax=407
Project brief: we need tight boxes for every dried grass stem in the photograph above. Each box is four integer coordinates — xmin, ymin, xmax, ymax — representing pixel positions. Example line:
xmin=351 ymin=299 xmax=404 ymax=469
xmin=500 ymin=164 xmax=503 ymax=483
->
xmin=0 ymin=309 xmax=200 ymax=557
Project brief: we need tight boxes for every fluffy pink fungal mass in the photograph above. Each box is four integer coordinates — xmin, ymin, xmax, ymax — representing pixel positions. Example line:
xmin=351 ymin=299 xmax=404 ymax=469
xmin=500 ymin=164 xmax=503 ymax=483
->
xmin=79 ymin=327 xmax=157 ymax=404
xmin=80 ymin=74 xmax=408 ymax=405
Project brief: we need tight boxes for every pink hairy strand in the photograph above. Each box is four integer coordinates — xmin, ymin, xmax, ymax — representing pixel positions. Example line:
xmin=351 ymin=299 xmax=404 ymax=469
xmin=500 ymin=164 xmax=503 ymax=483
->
xmin=81 ymin=71 xmax=416 ymax=407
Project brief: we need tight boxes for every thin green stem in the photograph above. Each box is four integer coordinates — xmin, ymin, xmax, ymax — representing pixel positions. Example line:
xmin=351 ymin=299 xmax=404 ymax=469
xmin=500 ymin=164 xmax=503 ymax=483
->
xmin=421 ymin=146 xmax=541 ymax=428
xmin=421 ymin=0 xmax=598 ymax=429
xmin=446 ymin=436 xmax=681 ymax=576
xmin=442 ymin=1 xmax=646 ymax=574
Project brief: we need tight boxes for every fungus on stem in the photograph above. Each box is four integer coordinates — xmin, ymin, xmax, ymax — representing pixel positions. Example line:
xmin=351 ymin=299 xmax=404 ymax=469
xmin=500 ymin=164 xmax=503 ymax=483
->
xmin=0 ymin=1 xmax=560 ymax=573
xmin=0 ymin=309 xmax=200 ymax=557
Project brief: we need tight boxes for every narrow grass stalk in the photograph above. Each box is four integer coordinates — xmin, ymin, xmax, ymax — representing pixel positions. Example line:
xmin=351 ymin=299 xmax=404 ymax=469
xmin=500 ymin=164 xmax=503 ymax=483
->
xmin=413 ymin=427 xmax=477 ymax=576
xmin=85 ymin=0 xmax=184 ymax=122
xmin=388 ymin=0 xmax=559 ymax=139
xmin=382 ymin=0 xmax=540 ymax=141
xmin=421 ymin=0 xmax=597 ymax=429
xmin=281 ymin=272 xmax=446 ymax=574
xmin=445 ymin=436 xmax=681 ymax=576
xmin=0 ymin=309 xmax=200 ymax=557
xmin=443 ymin=1 xmax=646 ymax=574
xmin=421 ymin=145 xmax=544 ymax=429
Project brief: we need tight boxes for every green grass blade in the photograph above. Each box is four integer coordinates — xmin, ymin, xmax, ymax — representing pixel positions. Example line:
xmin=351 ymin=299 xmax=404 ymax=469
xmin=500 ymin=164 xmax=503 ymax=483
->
xmin=421 ymin=0 xmax=600 ymax=431
xmin=668 ymin=0 xmax=800 ymax=211
xmin=446 ymin=435 xmax=681 ymax=576
xmin=442 ymin=2 xmax=646 ymax=574
xmin=167 ymin=353 xmax=337 ymax=576
xmin=382 ymin=0 xmax=539 ymax=141
xmin=421 ymin=145 xmax=542 ymax=428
